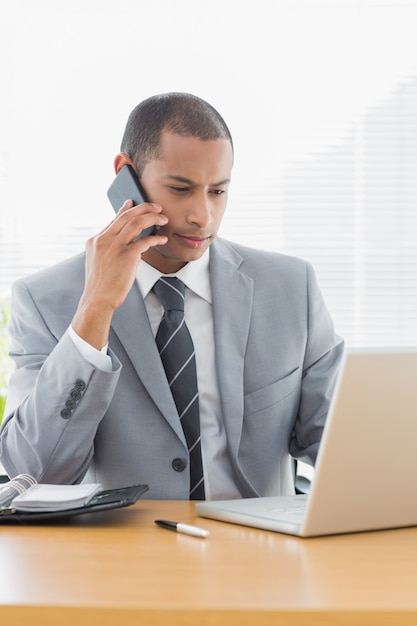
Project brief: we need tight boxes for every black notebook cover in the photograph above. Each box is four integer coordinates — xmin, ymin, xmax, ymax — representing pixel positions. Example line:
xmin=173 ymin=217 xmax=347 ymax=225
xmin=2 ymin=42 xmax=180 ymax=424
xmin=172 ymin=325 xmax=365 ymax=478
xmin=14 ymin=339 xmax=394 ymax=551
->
xmin=0 ymin=484 xmax=149 ymax=523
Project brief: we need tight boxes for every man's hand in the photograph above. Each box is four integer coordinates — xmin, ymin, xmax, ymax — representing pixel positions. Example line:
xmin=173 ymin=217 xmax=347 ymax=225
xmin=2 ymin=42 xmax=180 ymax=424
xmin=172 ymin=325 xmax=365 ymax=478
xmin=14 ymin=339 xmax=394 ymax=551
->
xmin=72 ymin=200 xmax=168 ymax=349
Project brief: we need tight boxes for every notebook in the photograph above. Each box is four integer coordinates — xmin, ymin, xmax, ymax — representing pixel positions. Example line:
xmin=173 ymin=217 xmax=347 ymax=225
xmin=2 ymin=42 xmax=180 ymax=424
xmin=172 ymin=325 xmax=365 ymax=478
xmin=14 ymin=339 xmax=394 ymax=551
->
xmin=2 ymin=477 xmax=102 ymax=512
xmin=197 ymin=348 xmax=417 ymax=537
xmin=0 ymin=474 xmax=149 ymax=523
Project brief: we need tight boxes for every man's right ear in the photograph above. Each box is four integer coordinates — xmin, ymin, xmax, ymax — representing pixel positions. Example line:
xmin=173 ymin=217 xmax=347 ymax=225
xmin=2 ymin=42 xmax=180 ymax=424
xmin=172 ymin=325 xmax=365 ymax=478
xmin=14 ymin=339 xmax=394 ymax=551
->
xmin=114 ymin=152 xmax=135 ymax=174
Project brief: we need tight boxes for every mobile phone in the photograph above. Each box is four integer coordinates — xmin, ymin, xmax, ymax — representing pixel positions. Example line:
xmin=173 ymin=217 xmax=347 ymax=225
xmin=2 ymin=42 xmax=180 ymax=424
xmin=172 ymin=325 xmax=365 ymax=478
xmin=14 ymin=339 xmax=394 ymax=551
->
xmin=106 ymin=164 xmax=158 ymax=238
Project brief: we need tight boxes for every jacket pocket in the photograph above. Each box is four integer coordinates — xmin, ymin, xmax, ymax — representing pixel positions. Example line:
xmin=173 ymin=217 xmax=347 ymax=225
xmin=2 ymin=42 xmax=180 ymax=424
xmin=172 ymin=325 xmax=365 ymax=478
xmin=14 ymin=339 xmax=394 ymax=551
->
xmin=244 ymin=367 xmax=300 ymax=418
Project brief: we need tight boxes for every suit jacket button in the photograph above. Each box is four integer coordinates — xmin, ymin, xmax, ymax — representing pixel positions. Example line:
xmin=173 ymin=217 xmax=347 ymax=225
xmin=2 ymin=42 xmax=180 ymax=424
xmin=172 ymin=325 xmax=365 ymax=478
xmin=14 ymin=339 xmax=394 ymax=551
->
xmin=74 ymin=379 xmax=86 ymax=391
xmin=60 ymin=408 xmax=72 ymax=419
xmin=172 ymin=458 xmax=187 ymax=472
xmin=70 ymin=388 xmax=82 ymax=401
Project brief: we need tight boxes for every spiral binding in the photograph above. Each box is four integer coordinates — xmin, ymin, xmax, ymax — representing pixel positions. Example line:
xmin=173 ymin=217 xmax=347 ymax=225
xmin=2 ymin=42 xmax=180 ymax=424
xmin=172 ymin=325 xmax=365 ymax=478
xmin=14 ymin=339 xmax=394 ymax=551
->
xmin=0 ymin=473 xmax=38 ymax=509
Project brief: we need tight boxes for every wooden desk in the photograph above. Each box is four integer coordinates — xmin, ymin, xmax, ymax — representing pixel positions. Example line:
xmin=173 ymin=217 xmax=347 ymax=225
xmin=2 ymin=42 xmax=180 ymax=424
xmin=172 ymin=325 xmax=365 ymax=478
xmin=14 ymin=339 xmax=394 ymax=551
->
xmin=1 ymin=500 xmax=417 ymax=625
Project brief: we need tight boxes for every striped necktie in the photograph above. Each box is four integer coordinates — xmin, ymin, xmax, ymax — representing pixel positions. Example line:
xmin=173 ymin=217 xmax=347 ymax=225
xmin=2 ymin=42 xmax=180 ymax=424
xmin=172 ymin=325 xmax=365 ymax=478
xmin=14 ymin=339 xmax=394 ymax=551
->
xmin=152 ymin=277 xmax=205 ymax=500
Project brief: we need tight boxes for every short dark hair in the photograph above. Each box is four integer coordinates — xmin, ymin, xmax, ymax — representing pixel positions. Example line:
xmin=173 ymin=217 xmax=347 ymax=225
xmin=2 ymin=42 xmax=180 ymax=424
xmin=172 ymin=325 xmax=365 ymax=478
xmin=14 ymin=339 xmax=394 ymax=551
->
xmin=120 ymin=92 xmax=233 ymax=176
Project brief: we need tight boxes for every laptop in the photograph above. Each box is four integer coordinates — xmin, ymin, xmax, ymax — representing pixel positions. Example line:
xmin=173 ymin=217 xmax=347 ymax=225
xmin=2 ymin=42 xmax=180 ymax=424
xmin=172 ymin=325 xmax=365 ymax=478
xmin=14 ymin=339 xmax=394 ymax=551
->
xmin=197 ymin=348 xmax=417 ymax=537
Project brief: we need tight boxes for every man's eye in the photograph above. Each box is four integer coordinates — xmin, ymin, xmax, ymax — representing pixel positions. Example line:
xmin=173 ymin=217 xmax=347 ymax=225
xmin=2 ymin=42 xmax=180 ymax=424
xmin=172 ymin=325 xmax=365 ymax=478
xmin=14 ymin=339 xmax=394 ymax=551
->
xmin=170 ymin=186 xmax=188 ymax=193
xmin=211 ymin=189 xmax=226 ymax=195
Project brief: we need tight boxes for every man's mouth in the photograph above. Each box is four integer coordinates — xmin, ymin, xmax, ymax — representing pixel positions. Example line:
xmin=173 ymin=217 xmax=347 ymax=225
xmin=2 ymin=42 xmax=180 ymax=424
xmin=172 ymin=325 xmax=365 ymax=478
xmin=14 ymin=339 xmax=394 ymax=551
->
xmin=175 ymin=234 xmax=210 ymax=249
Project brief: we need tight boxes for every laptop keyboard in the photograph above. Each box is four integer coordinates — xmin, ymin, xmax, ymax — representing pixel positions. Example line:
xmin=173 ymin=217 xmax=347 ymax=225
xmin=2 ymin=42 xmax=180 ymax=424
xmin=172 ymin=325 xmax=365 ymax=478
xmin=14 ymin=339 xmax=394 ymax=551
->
xmin=269 ymin=496 xmax=307 ymax=522
xmin=273 ymin=509 xmax=304 ymax=523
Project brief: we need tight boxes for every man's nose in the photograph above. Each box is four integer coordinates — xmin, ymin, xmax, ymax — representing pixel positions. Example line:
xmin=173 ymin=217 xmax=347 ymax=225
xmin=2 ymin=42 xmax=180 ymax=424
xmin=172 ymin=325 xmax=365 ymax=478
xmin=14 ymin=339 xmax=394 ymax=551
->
xmin=186 ymin=194 xmax=213 ymax=228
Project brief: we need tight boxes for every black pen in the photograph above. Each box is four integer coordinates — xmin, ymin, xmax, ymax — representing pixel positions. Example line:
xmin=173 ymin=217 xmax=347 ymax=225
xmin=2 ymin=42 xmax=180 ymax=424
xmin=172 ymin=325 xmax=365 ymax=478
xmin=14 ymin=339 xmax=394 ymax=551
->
xmin=155 ymin=519 xmax=210 ymax=538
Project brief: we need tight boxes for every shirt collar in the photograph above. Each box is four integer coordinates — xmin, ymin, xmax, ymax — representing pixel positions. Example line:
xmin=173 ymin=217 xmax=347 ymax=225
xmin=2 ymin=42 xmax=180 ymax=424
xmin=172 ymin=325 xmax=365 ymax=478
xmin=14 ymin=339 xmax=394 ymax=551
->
xmin=137 ymin=249 xmax=212 ymax=304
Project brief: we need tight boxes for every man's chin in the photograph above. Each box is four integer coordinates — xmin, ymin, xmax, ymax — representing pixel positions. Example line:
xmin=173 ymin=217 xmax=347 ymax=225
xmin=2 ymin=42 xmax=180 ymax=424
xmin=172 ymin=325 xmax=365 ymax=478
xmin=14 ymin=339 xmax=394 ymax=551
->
xmin=142 ymin=243 xmax=209 ymax=273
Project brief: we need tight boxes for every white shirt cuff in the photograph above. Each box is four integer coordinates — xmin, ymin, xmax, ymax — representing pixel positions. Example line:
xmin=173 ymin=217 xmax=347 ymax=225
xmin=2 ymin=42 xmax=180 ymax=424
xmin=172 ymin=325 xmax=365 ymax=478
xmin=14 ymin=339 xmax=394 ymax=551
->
xmin=68 ymin=325 xmax=112 ymax=372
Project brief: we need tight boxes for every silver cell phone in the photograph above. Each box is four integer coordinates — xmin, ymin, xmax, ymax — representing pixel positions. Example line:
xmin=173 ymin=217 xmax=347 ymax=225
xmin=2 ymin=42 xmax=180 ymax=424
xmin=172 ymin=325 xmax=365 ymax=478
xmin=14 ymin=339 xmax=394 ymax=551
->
xmin=106 ymin=164 xmax=158 ymax=238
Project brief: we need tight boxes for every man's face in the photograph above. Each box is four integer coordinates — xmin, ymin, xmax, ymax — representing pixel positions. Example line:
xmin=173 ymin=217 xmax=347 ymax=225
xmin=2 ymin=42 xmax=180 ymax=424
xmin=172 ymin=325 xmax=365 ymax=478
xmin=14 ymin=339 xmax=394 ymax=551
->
xmin=139 ymin=131 xmax=233 ymax=274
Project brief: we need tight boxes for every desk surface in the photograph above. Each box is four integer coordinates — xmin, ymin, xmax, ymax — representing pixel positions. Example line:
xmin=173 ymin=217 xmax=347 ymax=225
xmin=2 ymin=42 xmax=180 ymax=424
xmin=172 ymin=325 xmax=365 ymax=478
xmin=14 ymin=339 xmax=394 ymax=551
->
xmin=1 ymin=499 xmax=417 ymax=625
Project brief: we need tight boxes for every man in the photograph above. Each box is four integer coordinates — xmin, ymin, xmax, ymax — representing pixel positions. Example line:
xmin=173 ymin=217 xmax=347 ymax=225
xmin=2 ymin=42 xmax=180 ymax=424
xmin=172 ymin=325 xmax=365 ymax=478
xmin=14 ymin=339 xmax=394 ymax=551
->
xmin=0 ymin=93 xmax=344 ymax=500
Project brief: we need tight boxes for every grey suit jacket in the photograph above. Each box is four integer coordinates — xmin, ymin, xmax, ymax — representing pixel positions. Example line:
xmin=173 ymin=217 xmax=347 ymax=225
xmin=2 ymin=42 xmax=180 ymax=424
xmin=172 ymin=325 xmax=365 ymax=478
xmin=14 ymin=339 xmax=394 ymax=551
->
xmin=0 ymin=238 xmax=344 ymax=498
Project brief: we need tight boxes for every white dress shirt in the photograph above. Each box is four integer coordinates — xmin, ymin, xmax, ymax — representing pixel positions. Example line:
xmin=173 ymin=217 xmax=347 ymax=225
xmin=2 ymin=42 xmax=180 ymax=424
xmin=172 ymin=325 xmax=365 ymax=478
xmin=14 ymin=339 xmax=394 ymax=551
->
xmin=69 ymin=251 xmax=242 ymax=500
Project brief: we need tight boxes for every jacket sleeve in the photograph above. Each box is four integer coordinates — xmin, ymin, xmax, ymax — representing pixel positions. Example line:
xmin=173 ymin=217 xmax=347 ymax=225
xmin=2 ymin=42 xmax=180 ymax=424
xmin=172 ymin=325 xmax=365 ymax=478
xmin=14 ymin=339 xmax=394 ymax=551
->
xmin=0 ymin=279 xmax=121 ymax=483
xmin=289 ymin=262 xmax=344 ymax=465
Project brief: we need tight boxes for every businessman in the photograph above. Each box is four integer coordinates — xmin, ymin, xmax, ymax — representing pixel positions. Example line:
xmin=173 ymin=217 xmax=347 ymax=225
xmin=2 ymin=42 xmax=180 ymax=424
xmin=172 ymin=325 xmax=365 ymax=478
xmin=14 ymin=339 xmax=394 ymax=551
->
xmin=0 ymin=92 xmax=344 ymax=499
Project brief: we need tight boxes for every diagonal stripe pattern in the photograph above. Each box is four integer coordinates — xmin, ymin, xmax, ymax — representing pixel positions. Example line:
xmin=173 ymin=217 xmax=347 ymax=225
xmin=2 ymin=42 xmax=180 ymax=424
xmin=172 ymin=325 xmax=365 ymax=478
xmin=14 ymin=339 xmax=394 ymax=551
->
xmin=153 ymin=277 xmax=205 ymax=500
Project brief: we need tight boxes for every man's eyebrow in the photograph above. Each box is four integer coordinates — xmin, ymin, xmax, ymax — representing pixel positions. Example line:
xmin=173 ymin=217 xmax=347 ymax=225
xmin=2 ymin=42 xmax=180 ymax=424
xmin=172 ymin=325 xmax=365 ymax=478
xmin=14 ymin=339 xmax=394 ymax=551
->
xmin=164 ymin=175 xmax=231 ymax=186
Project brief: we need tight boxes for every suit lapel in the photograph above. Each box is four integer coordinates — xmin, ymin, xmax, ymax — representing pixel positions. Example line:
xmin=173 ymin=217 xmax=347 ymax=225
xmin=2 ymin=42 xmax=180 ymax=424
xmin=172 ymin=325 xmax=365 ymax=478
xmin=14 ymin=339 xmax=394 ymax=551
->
xmin=109 ymin=239 xmax=253 ymax=449
xmin=210 ymin=240 xmax=253 ymax=459
xmin=111 ymin=282 xmax=185 ymax=442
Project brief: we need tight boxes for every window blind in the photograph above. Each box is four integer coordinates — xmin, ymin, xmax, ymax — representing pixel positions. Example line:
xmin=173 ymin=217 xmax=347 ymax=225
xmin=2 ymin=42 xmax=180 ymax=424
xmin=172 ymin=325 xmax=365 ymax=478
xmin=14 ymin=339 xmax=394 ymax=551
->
xmin=1 ymin=0 xmax=417 ymax=351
